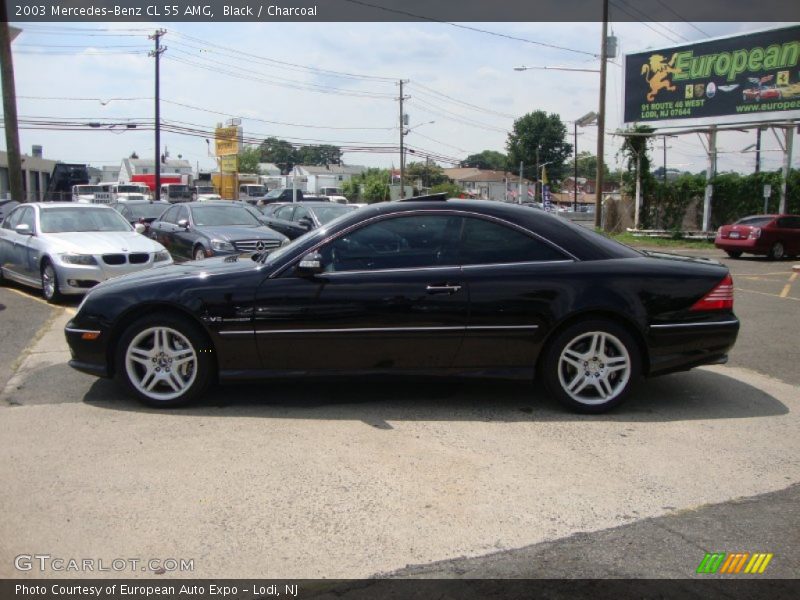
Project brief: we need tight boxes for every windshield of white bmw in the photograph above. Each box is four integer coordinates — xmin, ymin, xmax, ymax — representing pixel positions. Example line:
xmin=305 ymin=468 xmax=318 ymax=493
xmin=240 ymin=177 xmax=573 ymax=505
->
xmin=40 ymin=207 xmax=133 ymax=233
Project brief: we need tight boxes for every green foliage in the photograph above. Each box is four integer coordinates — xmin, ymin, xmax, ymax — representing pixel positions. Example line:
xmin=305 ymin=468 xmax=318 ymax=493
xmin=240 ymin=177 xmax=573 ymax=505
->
xmin=342 ymin=168 xmax=391 ymax=203
xmin=463 ymin=150 xmax=508 ymax=171
xmin=709 ymin=171 xmax=784 ymax=228
xmin=506 ymin=111 xmax=572 ymax=183
xmin=566 ymin=151 xmax=610 ymax=180
xmin=405 ymin=161 xmax=448 ymax=187
xmin=430 ymin=182 xmax=463 ymax=197
xmin=651 ymin=173 xmax=705 ymax=230
xmin=237 ymin=146 xmax=262 ymax=175
xmin=257 ymin=137 xmax=342 ymax=173
xmin=619 ymin=125 xmax=656 ymax=228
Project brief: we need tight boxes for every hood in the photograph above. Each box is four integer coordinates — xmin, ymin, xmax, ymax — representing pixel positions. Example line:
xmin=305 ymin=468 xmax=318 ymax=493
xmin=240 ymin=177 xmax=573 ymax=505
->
xmin=89 ymin=255 xmax=259 ymax=294
xmin=44 ymin=231 xmax=165 ymax=254
xmin=199 ymin=225 xmax=287 ymax=242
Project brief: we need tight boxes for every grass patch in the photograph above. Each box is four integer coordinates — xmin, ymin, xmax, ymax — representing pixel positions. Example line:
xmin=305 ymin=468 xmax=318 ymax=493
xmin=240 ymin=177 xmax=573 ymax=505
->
xmin=605 ymin=231 xmax=715 ymax=250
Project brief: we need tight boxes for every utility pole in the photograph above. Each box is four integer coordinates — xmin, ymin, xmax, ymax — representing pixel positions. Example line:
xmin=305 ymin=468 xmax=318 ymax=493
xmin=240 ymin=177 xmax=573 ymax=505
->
xmin=535 ymin=146 xmax=540 ymax=203
xmin=398 ymin=79 xmax=409 ymax=198
xmin=755 ymin=127 xmax=762 ymax=173
xmin=0 ymin=14 xmax=24 ymax=202
xmin=594 ymin=0 xmax=609 ymax=228
xmin=662 ymin=135 xmax=668 ymax=183
xmin=517 ymin=160 xmax=524 ymax=204
xmin=573 ymin=123 xmax=579 ymax=212
xmin=149 ymin=29 xmax=166 ymax=200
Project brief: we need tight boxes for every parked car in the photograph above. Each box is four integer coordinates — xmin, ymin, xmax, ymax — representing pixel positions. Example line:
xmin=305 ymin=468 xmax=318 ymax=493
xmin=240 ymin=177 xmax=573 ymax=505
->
xmin=65 ymin=195 xmax=739 ymax=412
xmin=148 ymin=201 xmax=288 ymax=262
xmin=260 ymin=201 xmax=359 ymax=239
xmin=111 ymin=201 xmax=171 ymax=235
xmin=0 ymin=203 xmax=172 ymax=302
xmin=715 ymin=214 xmax=800 ymax=260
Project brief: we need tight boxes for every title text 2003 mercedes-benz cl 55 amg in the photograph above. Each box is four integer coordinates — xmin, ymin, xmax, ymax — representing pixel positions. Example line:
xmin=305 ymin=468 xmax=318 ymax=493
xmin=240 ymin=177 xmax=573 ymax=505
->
xmin=65 ymin=195 xmax=739 ymax=413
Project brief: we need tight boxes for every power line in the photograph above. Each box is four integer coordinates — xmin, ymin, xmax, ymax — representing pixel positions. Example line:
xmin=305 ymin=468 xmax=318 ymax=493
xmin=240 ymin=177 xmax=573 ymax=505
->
xmin=609 ymin=1 xmax=686 ymax=44
xmin=651 ymin=0 xmax=711 ymax=37
xmin=408 ymin=82 xmax=516 ymax=119
xmin=338 ymin=0 xmax=599 ymax=58
xmin=409 ymin=96 xmax=509 ymax=134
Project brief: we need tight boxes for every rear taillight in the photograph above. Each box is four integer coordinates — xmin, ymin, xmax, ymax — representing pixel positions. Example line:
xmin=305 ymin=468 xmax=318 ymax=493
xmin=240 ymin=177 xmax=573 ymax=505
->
xmin=749 ymin=227 xmax=761 ymax=239
xmin=690 ymin=274 xmax=734 ymax=311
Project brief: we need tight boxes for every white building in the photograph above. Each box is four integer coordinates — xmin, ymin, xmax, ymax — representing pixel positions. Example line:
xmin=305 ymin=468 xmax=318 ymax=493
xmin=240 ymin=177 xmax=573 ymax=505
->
xmin=101 ymin=165 xmax=121 ymax=182
xmin=292 ymin=164 xmax=367 ymax=194
xmin=0 ymin=149 xmax=58 ymax=202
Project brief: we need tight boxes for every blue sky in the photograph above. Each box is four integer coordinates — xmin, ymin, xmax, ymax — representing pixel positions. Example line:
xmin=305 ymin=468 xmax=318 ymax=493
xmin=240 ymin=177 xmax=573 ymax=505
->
xmin=6 ymin=20 xmax=799 ymax=175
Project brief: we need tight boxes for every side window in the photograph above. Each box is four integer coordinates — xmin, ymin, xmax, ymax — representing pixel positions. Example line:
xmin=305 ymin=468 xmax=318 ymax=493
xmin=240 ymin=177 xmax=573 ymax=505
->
xmin=275 ymin=205 xmax=295 ymax=220
xmin=161 ymin=206 xmax=179 ymax=224
xmin=788 ymin=217 xmax=800 ymax=229
xmin=293 ymin=206 xmax=310 ymax=222
xmin=17 ymin=207 xmax=35 ymax=232
xmin=176 ymin=205 xmax=190 ymax=223
xmin=2 ymin=207 xmax=23 ymax=230
xmin=460 ymin=217 xmax=567 ymax=265
xmin=319 ymin=215 xmax=461 ymax=273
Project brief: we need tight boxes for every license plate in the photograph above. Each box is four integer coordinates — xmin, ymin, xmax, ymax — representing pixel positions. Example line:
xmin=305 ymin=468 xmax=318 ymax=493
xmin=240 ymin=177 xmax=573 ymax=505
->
xmin=728 ymin=232 xmax=740 ymax=239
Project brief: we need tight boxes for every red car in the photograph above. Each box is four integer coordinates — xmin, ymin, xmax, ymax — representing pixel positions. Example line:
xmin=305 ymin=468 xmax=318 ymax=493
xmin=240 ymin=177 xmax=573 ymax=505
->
xmin=715 ymin=214 xmax=800 ymax=260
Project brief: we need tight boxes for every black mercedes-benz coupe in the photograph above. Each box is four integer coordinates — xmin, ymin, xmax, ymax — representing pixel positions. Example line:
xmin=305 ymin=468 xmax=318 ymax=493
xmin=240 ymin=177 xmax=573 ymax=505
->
xmin=65 ymin=195 xmax=739 ymax=413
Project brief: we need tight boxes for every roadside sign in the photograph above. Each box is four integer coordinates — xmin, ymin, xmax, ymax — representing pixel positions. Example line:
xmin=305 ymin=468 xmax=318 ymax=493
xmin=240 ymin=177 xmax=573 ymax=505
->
xmin=215 ymin=126 xmax=241 ymax=156
xmin=220 ymin=155 xmax=238 ymax=173
xmin=763 ymin=184 xmax=771 ymax=198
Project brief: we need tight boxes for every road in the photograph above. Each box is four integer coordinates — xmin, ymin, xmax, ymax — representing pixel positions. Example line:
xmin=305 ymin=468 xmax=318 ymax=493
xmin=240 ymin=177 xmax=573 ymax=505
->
xmin=0 ymin=250 xmax=798 ymax=580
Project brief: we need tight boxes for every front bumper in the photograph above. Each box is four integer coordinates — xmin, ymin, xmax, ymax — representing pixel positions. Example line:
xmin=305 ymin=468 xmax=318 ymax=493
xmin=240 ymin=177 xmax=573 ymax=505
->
xmin=55 ymin=256 xmax=172 ymax=295
xmin=65 ymin=322 xmax=112 ymax=378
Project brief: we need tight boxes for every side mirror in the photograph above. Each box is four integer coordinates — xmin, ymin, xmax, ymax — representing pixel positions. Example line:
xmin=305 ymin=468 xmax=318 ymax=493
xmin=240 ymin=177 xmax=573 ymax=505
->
xmin=177 ymin=219 xmax=190 ymax=229
xmin=134 ymin=223 xmax=146 ymax=234
xmin=296 ymin=251 xmax=324 ymax=276
xmin=14 ymin=223 xmax=33 ymax=236
xmin=298 ymin=216 xmax=314 ymax=230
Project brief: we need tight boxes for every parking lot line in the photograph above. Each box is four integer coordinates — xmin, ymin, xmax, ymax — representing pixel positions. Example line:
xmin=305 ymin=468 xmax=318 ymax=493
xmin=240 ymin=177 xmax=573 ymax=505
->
xmin=3 ymin=287 xmax=51 ymax=307
xmin=780 ymin=272 xmax=798 ymax=299
xmin=736 ymin=286 xmax=800 ymax=302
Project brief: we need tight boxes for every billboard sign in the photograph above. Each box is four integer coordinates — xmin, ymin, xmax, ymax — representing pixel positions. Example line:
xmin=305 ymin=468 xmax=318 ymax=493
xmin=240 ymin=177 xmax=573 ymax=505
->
xmin=624 ymin=26 xmax=800 ymax=124
xmin=214 ymin=126 xmax=242 ymax=156
xmin=219 ymin=155 xmax=238 ymax=173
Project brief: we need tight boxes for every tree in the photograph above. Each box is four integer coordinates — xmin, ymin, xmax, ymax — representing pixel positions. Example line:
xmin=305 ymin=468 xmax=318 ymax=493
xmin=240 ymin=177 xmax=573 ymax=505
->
xmin=257 ymin=137 xmax=343 ymax=173
xmin=258 ymin=137 xmax=296 ymax=173
xmin=506 ymin=111 xmax=572 ymax=183
xmin=619 ymin=125 xmax=655 ymax=228
xmin=566 ymin=151 xmax=610 ymax=180
xmin=405 ymin=161 xmax=448 ymax=187
xmin=296 ymin=144 xmax=342 ymax=166
xmin=462 ymin=150 xmax=508 ymax=171
xmin=237 ymin=146 xmax=262 ymax=175
xmin=342 ymin=168 xmax=391 ymax=203
xmin=430 ymin=182 xmax=463 ymax=197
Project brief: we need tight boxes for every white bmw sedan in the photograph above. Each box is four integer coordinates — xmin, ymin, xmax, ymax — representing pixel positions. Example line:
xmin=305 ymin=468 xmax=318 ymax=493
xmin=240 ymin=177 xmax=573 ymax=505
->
xmin=0 ymin=202 xmax=172 ymax=302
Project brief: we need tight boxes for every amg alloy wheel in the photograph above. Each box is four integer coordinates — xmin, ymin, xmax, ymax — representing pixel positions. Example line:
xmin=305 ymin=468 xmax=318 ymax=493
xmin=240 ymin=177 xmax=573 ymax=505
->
xmin=543 ymin=320 xmax=640 ymax=413
xmin=117 ymin=314 xmax=213 ymax=407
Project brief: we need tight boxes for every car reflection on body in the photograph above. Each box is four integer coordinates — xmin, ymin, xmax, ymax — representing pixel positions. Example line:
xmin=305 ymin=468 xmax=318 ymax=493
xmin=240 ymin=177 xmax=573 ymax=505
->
xmin=0 ymin=202 xmax=172 ymax=302
xmin=147 ymin=201 xmax=288 ymax=262
xmin=65 ymin=194 xmax=739 ymax=413
xmin=257 ymin=201 xmax=359 ymax=239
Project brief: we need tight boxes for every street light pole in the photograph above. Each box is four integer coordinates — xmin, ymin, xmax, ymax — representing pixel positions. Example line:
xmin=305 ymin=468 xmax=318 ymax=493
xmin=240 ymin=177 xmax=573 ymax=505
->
xmin=595 ymin=0 xmax=609 ymax=228
xmin=0 ymin=16 xmax=23 ymax=202
xmin=574 ymin=121 xmax=579 ymax=213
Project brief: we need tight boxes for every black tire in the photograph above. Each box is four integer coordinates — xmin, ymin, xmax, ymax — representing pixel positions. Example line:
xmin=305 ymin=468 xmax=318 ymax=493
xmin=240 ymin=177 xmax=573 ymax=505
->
xmin=40 ymin=259 xmax=63 ymax=303
xmin=768 ymin=242 xmax=785 ymax=260
xmin=115 ymin=313 xmax=214 ymax=408
xmin=193 ymin=245 xmax=207 ymax=261
xmin=725 ymin=250 xmax=742 ymax=258
xmin=541 ymin=319 xmax=641 ymax=414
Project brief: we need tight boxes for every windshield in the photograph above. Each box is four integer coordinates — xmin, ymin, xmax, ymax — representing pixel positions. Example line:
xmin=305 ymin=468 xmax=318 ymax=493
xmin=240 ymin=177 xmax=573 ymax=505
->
xmin=313 ymin=204 xmax=356 ymax=224
xmin=165 ymin=185 xmax=189 ymax=194
xmin=117 ymin=185 xmax=145 ymax=193
xmin=735 ymin=216 xmax=773 ymax=226
xmin=41 ymin=207 xmax=133 ymax=233
xmin=126 ymin=203 xmax=170 ymax=219
xmin=74 ymin=186 xmax=102 ymax=195
xmin=196 ymin=187 xmax=215 ymax=193
xmin=246 ymin=186 xmax=266 ymax=196
xmin=264 ymin=189 xmax=285 ymax=199
xmin=191 ymin=205 xmax=261 ymax=227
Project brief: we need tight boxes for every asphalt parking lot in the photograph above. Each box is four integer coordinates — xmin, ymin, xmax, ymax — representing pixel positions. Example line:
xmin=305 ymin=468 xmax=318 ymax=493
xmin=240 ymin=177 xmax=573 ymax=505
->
xmin=0 ymin=248 xmax=798 ymax=579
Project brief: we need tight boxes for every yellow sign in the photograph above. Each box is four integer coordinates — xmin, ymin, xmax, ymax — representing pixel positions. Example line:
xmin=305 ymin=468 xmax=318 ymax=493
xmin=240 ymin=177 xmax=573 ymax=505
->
xmin=220 ymin=155 xmax=238 ymax=173
xmin=215 ymin=126 xmax=240 ymax=156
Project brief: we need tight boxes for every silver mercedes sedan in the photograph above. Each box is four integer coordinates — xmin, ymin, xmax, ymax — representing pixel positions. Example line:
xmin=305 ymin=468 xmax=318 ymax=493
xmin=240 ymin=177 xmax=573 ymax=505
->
xmin=0 ymin=202 xmax=172 ymax=302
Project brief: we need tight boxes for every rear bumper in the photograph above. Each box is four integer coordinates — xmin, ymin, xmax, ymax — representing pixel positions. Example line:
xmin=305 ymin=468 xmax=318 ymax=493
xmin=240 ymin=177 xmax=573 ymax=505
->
xmin=646 ymin=317 xmax=739 ymax=377
xmin=714 ymin=238 xmax=767 ymax=254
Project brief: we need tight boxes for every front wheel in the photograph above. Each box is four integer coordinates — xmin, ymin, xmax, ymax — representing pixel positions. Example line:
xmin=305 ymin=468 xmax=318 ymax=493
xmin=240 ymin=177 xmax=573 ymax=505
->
xmin=768 ymin=242 xmax=785 ymax=260
xmin=725 ymin=250 xmax=742 ymax=258
xmin=193 ymin=245 xmax=207 ymax=261
xmin=541 ymin=320 xmax=641 ymax=413
xmin=115 ymin=314 xmax=214 ymax=407
xmin=41 ymin=260 xmax=62 ymax=303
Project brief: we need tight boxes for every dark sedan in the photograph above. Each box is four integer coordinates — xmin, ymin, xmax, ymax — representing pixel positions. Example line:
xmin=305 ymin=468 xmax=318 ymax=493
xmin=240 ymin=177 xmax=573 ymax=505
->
xmin=260 ymin=201 xmax=359 ymax=239
xmin=65 ymin=195 xmax=739 ymax=413
xmin=148 ymin=201 xmax=288 ymax=261
xmin=111 ymin=201 xmax=171 ymax=235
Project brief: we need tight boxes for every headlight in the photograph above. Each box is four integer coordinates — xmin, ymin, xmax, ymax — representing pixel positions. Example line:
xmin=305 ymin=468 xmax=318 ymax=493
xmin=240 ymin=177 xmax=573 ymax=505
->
xmin=60 ymin=254 xmax=97 ymax=265
xmin=210 ymin=239 xmax=235 ymax=252
xmin=153 ymin=250 xmax=171 ymax=262
xmin=280 ymin=238 xmax=290 ymax=247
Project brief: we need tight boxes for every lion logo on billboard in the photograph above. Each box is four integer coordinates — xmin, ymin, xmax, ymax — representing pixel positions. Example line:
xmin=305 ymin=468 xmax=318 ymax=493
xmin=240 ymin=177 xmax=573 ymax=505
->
xmin=641 ymin=53 xmax=680 ymax=101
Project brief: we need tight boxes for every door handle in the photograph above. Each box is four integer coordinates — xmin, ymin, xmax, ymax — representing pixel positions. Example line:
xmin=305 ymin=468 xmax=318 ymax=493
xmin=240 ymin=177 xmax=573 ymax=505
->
xmin=426 ymin=284 xmax=462 ymax=295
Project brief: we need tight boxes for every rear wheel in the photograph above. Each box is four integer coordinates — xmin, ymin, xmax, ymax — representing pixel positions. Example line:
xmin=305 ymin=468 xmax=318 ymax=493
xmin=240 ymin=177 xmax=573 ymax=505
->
xmin=725 ymin=250 xmax=742 ymax=258
xmin=542 ymin=319 xmax=641 ymax=413
xmin=768 ymin=242 xmax=785 ymax=260
xmin=115 ymin=313 xmax=214 ymax=407
xmin=41 ymin=259 xmax=62 ymax=303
